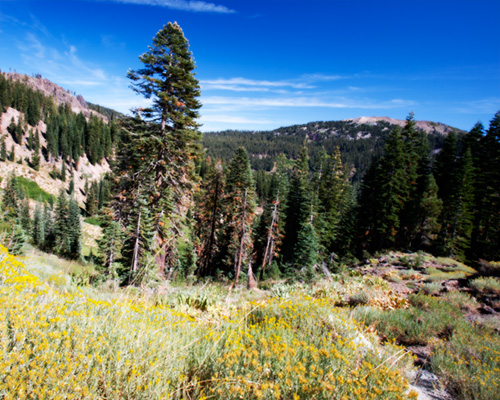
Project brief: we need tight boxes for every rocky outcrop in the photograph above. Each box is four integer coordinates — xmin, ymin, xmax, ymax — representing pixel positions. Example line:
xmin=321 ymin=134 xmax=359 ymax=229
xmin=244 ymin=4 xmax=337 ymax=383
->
xmin=345 ymin=116 xmax=464 ymax=136
xmin=5 ymin=73 xmax=106 ymax=122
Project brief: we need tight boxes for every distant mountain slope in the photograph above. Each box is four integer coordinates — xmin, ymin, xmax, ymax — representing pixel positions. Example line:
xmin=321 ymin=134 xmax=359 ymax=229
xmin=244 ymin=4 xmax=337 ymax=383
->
xmin=345 ymin=116 xmax=461 ymax=136
xmin=0 ymin=72 xmax=118 ymax=207
xmin=5 ymin=72 xmax=108 ymax=121
xmin=202 ymin=117 xmax=465 ymax=182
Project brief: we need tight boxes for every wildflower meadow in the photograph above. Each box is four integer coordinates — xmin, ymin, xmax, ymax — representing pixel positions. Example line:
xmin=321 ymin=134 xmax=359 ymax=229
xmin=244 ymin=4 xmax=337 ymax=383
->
xmin=0 ymin=245 xmax=418 ymax=399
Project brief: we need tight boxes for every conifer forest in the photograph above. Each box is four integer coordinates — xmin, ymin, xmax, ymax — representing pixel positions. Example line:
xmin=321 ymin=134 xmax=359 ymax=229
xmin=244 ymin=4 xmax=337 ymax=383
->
xmin=0 ymin=22 xmax=499 ymax=286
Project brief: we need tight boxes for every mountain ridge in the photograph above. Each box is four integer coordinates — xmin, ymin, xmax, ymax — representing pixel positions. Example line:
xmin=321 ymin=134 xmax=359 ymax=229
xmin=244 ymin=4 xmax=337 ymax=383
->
xmin=345 ymin=116 xmax=463 ymax=136
xmin=5 ymin=72 xmax=108 ymax=122
xmin=0 ymin=73 xmax=113 ymax=208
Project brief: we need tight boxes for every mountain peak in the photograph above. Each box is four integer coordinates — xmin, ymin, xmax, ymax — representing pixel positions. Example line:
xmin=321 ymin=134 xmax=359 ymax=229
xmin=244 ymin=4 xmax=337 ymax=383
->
xmin=5 ymin=72 xmax=105 ymax=121
xmin=345 ymin=116 xmax=463 ymax=135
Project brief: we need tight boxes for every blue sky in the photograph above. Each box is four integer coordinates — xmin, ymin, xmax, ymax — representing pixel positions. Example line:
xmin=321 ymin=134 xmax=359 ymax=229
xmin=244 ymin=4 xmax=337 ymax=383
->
xmin=0 ymin=0 xmax=499 ymax=132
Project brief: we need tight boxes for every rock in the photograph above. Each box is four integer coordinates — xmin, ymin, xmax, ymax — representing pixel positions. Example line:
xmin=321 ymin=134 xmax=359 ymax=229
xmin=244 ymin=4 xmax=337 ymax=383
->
xmin=479 ymin=304 xmax=497 ymax=314
xmin=407 ymin=369 xmax=453 ymax=400
xmin=443 ymin=280 xmax=459 ymax=292
xmin=407 ymin=346 xmax=431 ymax=367
xmin=352 ymin=333 xmax=374 ymax=353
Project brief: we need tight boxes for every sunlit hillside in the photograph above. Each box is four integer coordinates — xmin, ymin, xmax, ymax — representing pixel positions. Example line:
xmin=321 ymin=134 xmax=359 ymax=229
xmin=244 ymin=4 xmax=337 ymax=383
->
xmin=0 ymin=245 xmax=420 ymax=399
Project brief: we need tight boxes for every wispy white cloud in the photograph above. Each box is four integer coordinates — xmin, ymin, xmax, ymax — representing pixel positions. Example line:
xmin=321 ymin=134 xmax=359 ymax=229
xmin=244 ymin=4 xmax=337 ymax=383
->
xmin=201 ymin=115 xmax=276 ymax=124
xmin=201 ymin=74 xmax=373 ymax=94
xmin=201 ymin=84 xmax=288 ymax=93
xmin=199 ymin=72 xmax=417 ymax=130
xmin=202 ymin=95 xmax=415 ymax=110
xmin=14 ymin=32 xmax=141 ymax=114
xmin=101 ymin=0 xmax=236 ymax=13
xmin=202 ymin=77 xmax=314 ymax=90
xmin=301 ymin=73 xmax=347 ymax=82
xmin=18 ymin=35 xmax=109 ymax=86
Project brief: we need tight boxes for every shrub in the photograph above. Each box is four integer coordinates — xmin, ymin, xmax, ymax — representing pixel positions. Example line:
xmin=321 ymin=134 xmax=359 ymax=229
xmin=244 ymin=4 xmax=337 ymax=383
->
xmin=422 ymin=282 xmax=442 ymax=295
xmin=430 ymin=326 xmax=500 ymax=400
xmin=470 ymin=277 xmax=500 ymax=296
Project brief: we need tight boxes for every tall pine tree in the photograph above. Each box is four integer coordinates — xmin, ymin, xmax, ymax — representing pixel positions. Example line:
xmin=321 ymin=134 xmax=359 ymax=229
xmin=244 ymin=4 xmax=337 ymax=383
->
xmin=113 ymin=22 xmax=202 ymax=283
xmin=223 ymin=148 xmax=256 ymax=284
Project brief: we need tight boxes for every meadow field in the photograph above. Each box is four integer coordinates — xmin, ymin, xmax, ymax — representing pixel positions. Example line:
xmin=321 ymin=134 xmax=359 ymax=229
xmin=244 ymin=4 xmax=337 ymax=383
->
xmin=1 ymin=246 xmax=499 ymax=399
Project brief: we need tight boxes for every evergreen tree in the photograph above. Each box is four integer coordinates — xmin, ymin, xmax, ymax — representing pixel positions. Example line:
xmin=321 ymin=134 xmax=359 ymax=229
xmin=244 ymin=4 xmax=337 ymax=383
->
xmin=7 ymin=118 xmax=17 ymax=142
xmin=127 ymin=22 xmax=201 ymax=134
xmin=46 ymin=114 xmax=58 ymax=161
xmin=8 ymin=145 xmax=15 ymax=162
xmin=2 ymin=174 xmax=23 ymax=220
xmin=417 ymin=174 xmax=443 ymax=249
xmin=434 ymin=131 xmax=458 ymax=206
xmin=26 ymin=93 xmax=41 ymax=126
xmin=1 ymin=175 xmax=26 ymax=255
xmin=6 ymin=224 xmax=27 ymax=255
xmin=32 ymin=204 xmax=45 ymax=247
xmin=223 ymin=148 xmax=256 ymax=284
xmin=97 ymin=207 xmax=124 ymax=278
xmin=20 ymin=198 xmax=31 ymax=233
xmin=282 ymin=141 xmax=313 ymax=264
xmin=254 ymin=154 xmax=289 ymax=279
xmin=42 ymin=204 xmax=55 ymax=252
xmin=68 ymin=175 xmax=75 ymax=195
xmin=334 ymin=184 xmax=358 ymax=258
xmin=0 ymin=136 xmax=6 ymax=161
xmin=86 ymin=181 xmax=98 ymax=216
xmin=67 ymin=197 xmax=82 ymax=259
xmin=61 ymin=161 xmax=66 ymax=182
xmin=434 ymin=131 xmax=460 ymax=255
xmin=194 ymin=158 xmax=225 ymax=277
xmin=358 ymin=127 xmax=407 ymax=252
xmin=293 ymin=220 xmax=319 ymax=279
xmin=15 ymin=115 xmax=24 ymax=145
xmin=114 ymin=22 xmax=202 ymax=281
xmin=0 ymin=74 xmax=10 ymax=111
xmin=472 ymin=111 xmax=500 ymax=260
xmin=53 ymin=190 xmax=70 ymax=257
xmin=123 ymin=192 xmax=157 ymax=284
xmin=315 ymin=147 xmax=350 ymax=261
xmin=437 ymin=148 xmax=475 ymax=261
xmin=98 ymin=178 xmax=110 ymax=210
xmin=28 ymin=128 xmax=34 ymax=150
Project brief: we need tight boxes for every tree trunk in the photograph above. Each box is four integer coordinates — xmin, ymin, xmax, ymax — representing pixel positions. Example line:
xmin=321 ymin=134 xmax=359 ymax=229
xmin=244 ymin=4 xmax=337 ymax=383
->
xmin=107 ymin=238 xmax=115 ymax=276
xmin=201 ymin=178 xmax=220 ymax=275
xmin=260 ymin=191 xmax=279 ymax=280
xmin=131 ymin=211 xmax=141 ymax=277
xmin=247 ymin=255 xmax=257 ymax=290
xmin=234 ymin=188 xmax=248 ymax=284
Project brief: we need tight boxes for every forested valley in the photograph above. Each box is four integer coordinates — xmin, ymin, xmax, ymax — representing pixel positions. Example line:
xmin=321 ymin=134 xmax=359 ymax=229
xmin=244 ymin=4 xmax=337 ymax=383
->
xmin=0 ymin=23 xmax=499 ymax=287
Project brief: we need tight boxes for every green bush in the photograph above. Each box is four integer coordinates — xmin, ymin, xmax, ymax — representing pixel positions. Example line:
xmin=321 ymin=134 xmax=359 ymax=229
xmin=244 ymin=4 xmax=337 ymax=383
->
xmin=470 ymin=277 xmax=500 ymax=296
xmin=422 ymin=281 xmax=442 ymax=295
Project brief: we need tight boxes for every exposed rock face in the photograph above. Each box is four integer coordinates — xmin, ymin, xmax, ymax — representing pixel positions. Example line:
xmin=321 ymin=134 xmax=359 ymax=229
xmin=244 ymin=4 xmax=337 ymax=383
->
xmin=0 ymin=73 xmax=111 ymax=206
xmin=345 ymin=116 xmax=463 ymax=136
xmin=5 ymin=73 xmax=106 ymax=122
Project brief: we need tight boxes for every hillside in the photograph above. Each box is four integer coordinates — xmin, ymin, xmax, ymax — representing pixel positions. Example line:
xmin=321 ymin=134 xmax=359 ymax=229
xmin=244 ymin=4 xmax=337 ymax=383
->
xmin=2 ymin=243 xmax=499 ymax=399
xmin=0 ymin=72 xmax=115 ymax=207
xmin=5 ymin=72 xmax=109 ymax=121
xmin=202 ymin=117 xmax=465 ymax=181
